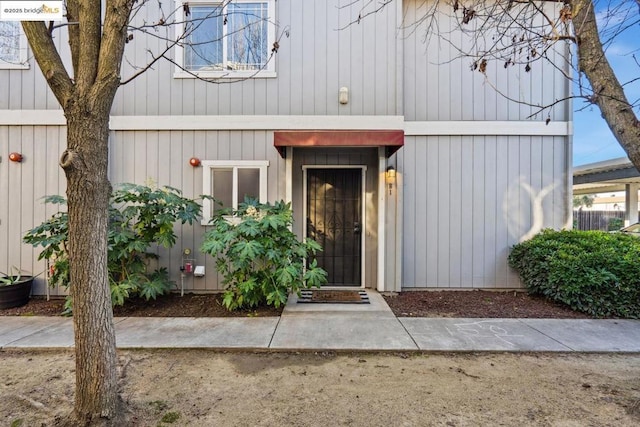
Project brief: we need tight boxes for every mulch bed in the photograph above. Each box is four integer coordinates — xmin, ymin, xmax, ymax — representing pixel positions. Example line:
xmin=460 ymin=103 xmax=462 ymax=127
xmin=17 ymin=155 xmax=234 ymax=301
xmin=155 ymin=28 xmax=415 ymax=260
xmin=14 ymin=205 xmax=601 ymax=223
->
xmin=383 ymin=290 xmax=592 ymax=319
xmin=0 ymin=293 xmax=282 ymax=318
xmin=0 ymin=289 xmax=593 ymax=319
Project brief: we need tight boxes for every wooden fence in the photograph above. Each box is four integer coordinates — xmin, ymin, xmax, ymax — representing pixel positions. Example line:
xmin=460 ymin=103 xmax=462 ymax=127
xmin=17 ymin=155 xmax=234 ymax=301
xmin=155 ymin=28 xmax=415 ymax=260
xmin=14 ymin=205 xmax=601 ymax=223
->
xmin=573 ymin=210 xmax=625 ymax=231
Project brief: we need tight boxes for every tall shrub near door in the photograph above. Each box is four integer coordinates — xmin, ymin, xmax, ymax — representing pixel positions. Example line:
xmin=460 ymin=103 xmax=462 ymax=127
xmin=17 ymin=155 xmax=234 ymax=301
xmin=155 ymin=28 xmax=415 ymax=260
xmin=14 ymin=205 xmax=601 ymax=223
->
xmin=201 ymin=200 xmax=327 ymax=310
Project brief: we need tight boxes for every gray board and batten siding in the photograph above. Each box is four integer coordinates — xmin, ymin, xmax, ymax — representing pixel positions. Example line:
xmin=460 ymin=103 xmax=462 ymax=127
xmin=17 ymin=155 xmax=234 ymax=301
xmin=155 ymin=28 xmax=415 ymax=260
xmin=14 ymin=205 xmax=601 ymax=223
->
xmin=0 ymin=0 xmax=572 ymax=294
xmin=110 ymin=0 xmax=400 ymax=117
xmin=398 ymin=134 xmax=569 ymax=289
xmin=1 ymin=1 xmax=569 ymax=120
xmin=1 ymin=129 xmax=570 ymax=294
xmin=403 ymin=0 xmax=571 ymax=123
xmin=109 ymin=129 xmax=286 ymax=292
xmin=0 ymin=125 xmax=68 ymax=296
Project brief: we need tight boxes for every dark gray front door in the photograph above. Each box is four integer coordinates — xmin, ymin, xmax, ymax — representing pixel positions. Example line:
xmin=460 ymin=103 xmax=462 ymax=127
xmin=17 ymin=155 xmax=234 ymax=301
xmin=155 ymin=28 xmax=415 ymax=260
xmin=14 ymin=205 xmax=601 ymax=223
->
xmin=306 ymin=168 xmax=362 ymax=286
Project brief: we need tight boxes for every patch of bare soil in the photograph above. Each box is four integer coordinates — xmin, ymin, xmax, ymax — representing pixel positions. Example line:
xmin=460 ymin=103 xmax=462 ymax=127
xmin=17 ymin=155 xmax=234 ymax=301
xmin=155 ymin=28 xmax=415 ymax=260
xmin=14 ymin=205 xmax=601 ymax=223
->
xmin=1 ymin=289 xmax=593 ymax=318
xmin=1 ymin=350 xmax=638 ymax=426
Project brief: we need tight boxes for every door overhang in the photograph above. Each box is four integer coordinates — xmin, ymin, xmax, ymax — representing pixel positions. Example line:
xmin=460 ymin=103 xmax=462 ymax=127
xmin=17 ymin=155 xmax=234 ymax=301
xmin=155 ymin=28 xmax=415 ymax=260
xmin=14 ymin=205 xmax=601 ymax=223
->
xmin=274 ymin=130 xmax=404 ymax=157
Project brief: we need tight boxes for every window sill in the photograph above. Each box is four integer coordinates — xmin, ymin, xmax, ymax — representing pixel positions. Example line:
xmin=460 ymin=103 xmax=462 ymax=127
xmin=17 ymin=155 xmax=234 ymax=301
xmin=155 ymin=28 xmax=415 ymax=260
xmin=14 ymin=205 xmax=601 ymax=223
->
xmin=200 ymin=215 xmax=242 ymax=226
xmin=0 ymin=62 xmax=29 ymax=70
xmin=174 ymin=70 xmax=276 ymax=80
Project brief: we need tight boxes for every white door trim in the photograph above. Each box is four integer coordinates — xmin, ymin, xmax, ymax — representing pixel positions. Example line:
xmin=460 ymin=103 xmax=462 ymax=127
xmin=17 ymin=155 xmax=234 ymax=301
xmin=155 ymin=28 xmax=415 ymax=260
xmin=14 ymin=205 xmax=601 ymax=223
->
xmin=377 ymin=148 xmax=387 ymax=292
xmin=302 ymin=165 xmax=367 ymax=288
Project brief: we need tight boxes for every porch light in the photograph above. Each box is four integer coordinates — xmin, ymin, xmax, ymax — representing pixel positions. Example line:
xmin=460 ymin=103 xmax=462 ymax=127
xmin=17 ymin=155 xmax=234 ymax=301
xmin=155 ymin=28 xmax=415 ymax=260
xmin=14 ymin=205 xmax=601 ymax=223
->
xmin=386 ymin=166 xmax=396 ymax=194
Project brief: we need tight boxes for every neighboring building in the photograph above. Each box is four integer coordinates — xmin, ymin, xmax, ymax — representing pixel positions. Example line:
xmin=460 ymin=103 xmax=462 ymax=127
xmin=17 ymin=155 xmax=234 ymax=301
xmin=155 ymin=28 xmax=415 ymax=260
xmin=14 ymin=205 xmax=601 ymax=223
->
xmin=573 ymin=157 xmax=640 ymax=222
xmin=586 ymin=194 xmax=626 ymax=212
xmin=0 ymin=1 xmax=572 ymax=296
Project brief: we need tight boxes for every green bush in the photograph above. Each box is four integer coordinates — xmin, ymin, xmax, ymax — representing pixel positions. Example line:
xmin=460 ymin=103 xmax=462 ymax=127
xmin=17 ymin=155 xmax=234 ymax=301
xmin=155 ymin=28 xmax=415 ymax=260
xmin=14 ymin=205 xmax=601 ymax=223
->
xmin=24 ymin=183 xmax=201 ymax=311
xmin=201 ymin=199 xmax=327 ymax=310
xmin=508 ymin=229 xmax=640 ymax=318
xmin=607 ymin=217 xmax=624 ymax=231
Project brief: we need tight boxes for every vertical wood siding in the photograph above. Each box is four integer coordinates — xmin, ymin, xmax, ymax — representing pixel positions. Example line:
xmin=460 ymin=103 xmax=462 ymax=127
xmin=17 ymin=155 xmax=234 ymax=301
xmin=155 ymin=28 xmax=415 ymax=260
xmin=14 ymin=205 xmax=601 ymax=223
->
xmin=0 ymin=24 xmax=69 ymax=111
xmin=402 ymin=0 xmax=570 ymax=122
xmin=0 ymin=129 xmax=282 ymax=295
xmin=0 ymin=1 xmax=571 ymax=122
xmin=109 ymin=0 xmax=399 ymax=117
xmin=109 ymin=129 xmax=284 ymax=292
xmin=1 ymin=1 xmax=574 ymax=294
xmin=0 ymin=125 xmax=67 ymax=295
xmin=398 ymin=135 xmax=569 ymax=288
xmin=0 ymin=1 xmax=398 ymax=115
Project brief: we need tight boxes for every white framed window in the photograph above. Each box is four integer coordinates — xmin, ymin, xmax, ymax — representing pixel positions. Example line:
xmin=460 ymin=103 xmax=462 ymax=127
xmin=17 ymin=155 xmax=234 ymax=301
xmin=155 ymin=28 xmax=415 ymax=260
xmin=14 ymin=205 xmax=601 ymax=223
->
xmin=201 ymin=160 xmax=269 ymax=224
xmin=175 ymin=0 xmax=276 ymax=79
xmin=0 ymin=22 xmax=29 ymax=69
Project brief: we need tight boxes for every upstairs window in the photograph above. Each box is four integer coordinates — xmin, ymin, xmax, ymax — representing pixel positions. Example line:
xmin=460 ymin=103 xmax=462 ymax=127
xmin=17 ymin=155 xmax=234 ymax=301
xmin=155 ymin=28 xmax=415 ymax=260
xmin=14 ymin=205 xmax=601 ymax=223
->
xmin=0 ymin=22 xmax=28 ymax=69
xmin=176 ymin=0 xmax=275 ymax=78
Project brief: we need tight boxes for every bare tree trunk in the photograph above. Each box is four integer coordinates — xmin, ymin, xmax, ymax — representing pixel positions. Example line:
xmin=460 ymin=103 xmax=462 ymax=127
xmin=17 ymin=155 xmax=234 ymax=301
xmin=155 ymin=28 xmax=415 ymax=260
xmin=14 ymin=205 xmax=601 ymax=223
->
xmin=23 ymin=2 xmax=134 ymax=423
xmin=574 ymin=0 xmax=640 ymax=168
xmin=60 ymin=105 xmax=120 ymax=426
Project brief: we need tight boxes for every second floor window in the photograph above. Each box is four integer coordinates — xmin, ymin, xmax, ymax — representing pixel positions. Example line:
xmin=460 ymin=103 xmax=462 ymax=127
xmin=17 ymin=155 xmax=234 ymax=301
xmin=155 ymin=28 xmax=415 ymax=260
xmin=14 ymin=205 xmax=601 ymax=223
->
xmin=0 ymin=22 xmax=28 ymax=69
xmin=176 ymin=1 xmax=275 ymax=78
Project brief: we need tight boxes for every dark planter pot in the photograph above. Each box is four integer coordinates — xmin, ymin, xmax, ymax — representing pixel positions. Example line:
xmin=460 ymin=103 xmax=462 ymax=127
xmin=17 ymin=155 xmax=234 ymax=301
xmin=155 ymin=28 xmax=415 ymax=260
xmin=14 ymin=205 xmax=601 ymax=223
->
xmin=0 ymin=276 xmax=33 ymax=309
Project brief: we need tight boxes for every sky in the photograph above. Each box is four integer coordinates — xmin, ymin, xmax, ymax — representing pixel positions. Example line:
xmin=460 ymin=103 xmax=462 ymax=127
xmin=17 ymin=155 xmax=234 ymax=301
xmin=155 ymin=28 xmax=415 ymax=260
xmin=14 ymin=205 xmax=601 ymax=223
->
xmin=572 ymin=1 xmax=640 ymax=167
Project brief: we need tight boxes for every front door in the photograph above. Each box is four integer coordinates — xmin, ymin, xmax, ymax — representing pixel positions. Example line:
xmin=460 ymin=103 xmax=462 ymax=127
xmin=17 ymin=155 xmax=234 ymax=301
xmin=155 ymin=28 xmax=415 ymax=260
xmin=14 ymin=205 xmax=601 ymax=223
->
xmin=306 ymin=168 xmax=362 ymax=286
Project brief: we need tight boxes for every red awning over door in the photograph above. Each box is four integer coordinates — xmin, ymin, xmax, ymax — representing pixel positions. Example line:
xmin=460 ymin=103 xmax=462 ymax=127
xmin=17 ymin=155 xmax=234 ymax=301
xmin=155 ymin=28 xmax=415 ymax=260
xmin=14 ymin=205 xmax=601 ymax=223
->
xmin=273 ymin=130 xmax=404 ymax=157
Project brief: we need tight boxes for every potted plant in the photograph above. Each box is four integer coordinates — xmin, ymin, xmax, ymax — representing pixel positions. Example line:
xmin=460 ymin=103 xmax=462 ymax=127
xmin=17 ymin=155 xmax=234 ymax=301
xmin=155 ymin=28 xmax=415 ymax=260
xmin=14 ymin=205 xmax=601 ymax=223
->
xmin=0 ymin=267 xmax=34 ymax=309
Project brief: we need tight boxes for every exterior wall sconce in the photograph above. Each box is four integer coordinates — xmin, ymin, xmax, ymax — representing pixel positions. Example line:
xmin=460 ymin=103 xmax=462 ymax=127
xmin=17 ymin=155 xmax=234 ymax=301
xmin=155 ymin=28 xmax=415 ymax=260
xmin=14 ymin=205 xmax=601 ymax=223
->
xmin=339 ymin=87 xmax=349 ymax=104
xmin=9 ymin=152 xmax=23 ymax=163
xmin=189 ymin=157 xmax=201 ymax=167
xmin=386 ymin=166 xmax=396 ymax=195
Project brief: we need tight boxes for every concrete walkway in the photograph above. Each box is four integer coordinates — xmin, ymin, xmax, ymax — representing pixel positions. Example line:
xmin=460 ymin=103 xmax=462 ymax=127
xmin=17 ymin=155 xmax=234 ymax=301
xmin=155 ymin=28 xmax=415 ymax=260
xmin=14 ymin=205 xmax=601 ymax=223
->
xmin=1 ymin=291 xmax=639 ymax=352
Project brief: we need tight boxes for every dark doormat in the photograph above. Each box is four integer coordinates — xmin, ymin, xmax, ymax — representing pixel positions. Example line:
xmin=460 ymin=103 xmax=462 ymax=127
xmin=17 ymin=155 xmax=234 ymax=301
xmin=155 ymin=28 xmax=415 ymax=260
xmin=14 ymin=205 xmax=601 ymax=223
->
xmin=297 ymin=290 xmax=370 ymax=304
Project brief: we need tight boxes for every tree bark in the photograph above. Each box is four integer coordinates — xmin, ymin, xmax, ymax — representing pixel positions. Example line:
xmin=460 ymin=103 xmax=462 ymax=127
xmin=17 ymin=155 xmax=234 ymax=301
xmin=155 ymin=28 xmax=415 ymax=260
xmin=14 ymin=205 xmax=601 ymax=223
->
xmin=23 ymin=1 xmax=134 ymax=424
xmin=60 ymin=105 xmax=121 ymax=425
xmin=573 ymin=0 xmax=640 ymax=168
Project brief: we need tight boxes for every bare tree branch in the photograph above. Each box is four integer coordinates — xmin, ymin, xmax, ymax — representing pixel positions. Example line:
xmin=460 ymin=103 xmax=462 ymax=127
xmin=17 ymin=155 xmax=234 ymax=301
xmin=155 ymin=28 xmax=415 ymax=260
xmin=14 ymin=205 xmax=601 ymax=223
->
xmin=348 ymin=0 xmax=639 ymax=169
xmin=75 ymin=0 xmax=102 ymax=93
xmin=93 ymin=0 xmax=136 ymax=101
xmin=66 ymin=0 xmax=80 ymax=79
xmin=21 ymin=22 xmax=74 ymax=108
xmin=337 ymin=0 xmax=394 ymax=30
xmin=573 ymin=0 xmax=640 ymax=165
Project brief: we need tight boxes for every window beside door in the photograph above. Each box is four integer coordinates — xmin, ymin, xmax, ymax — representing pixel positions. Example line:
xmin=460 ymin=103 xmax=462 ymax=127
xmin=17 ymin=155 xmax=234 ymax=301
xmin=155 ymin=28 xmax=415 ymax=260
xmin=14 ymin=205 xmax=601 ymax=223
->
xmin=201 ymin=160 xmax=269 ymax=224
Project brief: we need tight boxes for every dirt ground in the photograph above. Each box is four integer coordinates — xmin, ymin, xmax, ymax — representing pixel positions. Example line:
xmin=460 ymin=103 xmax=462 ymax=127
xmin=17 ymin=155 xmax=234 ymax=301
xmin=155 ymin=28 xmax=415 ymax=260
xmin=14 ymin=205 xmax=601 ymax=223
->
xmin=1 ymin=350 xmax=638 ymax=426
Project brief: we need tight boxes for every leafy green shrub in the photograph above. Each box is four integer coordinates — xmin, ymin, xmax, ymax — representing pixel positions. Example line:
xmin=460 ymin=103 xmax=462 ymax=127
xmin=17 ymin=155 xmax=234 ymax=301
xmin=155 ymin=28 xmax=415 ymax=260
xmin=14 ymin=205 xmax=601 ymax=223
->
xmin=508 ymin=229 xmax=640 ymax=318
xmin=607 ymin=217 xmax=624 ymax=231
xmin=24 ymin=183 xmax=201 ymax=310
xmin=201 ymin=200 xmax=327 ymax=310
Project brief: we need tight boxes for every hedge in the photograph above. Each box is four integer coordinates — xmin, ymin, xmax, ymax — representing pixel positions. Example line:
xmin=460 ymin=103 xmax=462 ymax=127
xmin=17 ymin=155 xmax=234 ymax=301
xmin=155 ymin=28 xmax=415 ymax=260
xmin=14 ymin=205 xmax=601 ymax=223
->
xmin=508 ymin=229 xmax=640 ymax=318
